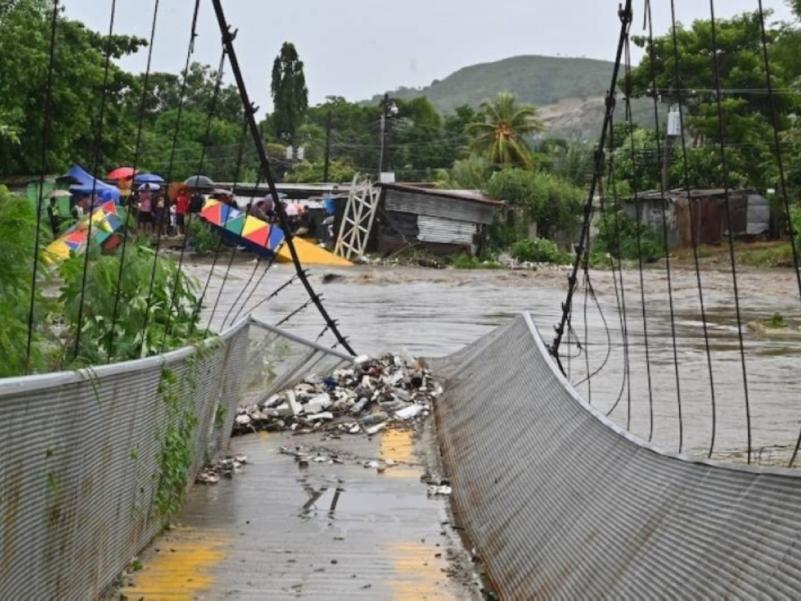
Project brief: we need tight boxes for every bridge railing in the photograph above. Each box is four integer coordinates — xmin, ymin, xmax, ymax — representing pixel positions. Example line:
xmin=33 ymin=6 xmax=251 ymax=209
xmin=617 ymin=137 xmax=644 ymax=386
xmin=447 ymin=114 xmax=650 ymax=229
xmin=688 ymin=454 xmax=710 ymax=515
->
xmin=0 ymin=321 xmax=253 ymax=600
xmin=434 ymin=312 xmax=801 ymax=599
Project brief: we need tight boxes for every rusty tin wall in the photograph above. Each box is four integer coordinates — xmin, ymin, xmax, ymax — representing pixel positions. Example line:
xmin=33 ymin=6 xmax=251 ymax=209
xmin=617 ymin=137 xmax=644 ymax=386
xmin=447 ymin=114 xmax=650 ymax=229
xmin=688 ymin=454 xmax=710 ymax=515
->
xmin=0 ymin=320 xmax=250 ymax=600
xmin=433 ymin=314 xmax=801 ymax=599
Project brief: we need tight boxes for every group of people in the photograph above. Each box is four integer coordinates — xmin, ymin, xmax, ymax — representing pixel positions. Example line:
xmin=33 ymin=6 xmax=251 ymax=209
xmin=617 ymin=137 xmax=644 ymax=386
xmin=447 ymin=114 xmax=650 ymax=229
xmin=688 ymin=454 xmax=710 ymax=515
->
xmin=131 ymin=186 xmax=207 ymax=236
xmin=47 ymin=183 xmax=319 ymax=242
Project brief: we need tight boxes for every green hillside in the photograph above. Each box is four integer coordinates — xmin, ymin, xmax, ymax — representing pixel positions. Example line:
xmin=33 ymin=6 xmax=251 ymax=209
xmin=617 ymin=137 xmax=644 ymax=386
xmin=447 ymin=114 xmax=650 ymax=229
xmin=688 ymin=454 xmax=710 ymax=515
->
xmin=371 ymin=55 xmax=616 ymax=114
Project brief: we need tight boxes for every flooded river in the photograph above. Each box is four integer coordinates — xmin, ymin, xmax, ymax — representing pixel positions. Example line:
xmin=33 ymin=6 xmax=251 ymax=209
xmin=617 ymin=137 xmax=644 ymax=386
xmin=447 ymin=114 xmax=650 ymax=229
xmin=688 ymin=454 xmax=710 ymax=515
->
xmin=189 ymin=259 xmax=801 ymax=466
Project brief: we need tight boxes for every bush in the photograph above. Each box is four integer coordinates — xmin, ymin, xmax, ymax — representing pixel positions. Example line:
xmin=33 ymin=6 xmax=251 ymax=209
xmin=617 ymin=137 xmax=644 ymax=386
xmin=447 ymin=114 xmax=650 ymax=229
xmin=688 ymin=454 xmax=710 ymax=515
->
xmin=0 ymin=186 xmax=50 ymax=375
xmin=484 ymin=168 xmax=584 ymax=239
xmin=511 ymin=237 xmax=570 ymax=264
xmin=188 ymin=218 xmax=219 ymax=254
xmin=58 ymin=240 xmax=206 ymax=366
xmin=594 ymin=209 xmax=662 ymax=262
xmin=449 ymin=253 xmax=502 ymax=269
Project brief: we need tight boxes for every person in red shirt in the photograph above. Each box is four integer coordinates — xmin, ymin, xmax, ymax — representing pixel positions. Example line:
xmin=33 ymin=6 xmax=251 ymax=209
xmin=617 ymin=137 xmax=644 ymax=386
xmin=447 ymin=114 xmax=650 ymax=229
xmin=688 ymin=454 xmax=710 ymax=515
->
xmin=175 ymin=187 xmax=190 ymax=235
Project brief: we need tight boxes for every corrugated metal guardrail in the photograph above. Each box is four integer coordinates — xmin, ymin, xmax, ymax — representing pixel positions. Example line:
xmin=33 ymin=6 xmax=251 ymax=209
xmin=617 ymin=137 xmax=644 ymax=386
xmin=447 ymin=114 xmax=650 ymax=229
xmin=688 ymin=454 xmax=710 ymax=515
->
xmin=433 ymin=313 xmax=801 ymax=599
xmin=0 ymin=320 xmax=250 ymax=600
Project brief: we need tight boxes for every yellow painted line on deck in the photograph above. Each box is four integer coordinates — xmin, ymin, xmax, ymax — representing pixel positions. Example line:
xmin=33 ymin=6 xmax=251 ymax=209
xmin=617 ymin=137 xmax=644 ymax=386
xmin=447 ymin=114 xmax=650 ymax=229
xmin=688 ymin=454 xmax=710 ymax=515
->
xmin=387 ymin=541 xmax=457 ymax=601
xmin=380 ymin=429 xmax=420 ymax=479
xmin=122 ymin=527 xmax=229 ymax=600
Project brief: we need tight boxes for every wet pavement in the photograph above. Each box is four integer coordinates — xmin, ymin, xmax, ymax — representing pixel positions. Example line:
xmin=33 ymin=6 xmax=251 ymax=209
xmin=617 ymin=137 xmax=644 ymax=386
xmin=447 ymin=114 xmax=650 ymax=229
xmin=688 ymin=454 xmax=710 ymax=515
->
xmin=121 ymin=425 xmax=483 ymax=601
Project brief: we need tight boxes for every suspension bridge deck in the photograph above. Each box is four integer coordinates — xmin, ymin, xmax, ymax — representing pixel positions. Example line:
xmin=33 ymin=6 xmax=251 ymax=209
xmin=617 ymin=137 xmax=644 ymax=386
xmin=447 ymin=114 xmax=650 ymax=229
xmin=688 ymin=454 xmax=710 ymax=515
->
xmin=121 ymin=426 xmax=482 ymax=600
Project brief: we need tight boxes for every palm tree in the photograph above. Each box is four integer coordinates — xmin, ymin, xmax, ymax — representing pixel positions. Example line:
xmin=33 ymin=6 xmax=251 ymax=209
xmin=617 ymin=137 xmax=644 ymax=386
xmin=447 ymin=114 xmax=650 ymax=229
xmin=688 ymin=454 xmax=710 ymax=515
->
xmin=466 ymin=92 xmax=544 ymax=168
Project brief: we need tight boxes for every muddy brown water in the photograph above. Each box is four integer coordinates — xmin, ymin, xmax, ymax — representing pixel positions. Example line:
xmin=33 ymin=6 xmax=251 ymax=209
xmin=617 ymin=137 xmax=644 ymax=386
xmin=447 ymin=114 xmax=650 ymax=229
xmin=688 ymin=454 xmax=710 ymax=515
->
xmin=188 ymin=259 xmax=801 ymax=466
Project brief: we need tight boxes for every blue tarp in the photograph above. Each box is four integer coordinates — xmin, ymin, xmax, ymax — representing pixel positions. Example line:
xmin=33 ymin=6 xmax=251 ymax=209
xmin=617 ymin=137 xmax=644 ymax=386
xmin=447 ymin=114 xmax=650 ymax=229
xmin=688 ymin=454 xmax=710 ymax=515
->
xmin=66 ymin=165 xmax=121 ymax=202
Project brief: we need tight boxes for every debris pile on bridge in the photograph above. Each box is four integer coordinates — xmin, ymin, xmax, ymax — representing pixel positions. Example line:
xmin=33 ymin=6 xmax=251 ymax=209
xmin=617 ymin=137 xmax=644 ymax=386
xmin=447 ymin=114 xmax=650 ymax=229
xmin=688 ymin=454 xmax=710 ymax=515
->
xmin=196 ymin=454 xmax=248 ymax=485
xmin=233 ymin=354 xmax=442 ymax=437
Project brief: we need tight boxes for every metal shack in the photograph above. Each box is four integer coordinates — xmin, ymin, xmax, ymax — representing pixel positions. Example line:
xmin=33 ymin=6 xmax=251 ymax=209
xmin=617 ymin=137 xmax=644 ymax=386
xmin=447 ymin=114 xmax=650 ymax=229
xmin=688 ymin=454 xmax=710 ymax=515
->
xmin=624 ymin=189 xmax=770 ymax=248
xmin=377 ymin=183 xmax=503 ymax=255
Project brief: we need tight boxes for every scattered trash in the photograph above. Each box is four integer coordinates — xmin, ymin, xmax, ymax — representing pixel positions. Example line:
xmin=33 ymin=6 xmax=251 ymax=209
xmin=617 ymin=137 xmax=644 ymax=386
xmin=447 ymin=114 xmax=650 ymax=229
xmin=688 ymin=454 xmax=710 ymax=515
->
xmin=427 ymin=484 xmax=453 ymax=497
xmin=233 ymin=354 xmax=443 ymax=437
xmin=196 ymin=454 xmax=248 ymax=485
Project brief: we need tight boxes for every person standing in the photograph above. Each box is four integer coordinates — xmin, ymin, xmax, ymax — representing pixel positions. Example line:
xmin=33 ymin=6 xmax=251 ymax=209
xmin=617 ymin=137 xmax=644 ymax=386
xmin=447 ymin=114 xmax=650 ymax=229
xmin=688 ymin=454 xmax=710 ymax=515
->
xmin=175 ymin=187 xmax=190 ymax=235
xmin=138 ymin=189 xmax=152 ymax=235
xmin=48 ymin=196 xmax=61 ymax=236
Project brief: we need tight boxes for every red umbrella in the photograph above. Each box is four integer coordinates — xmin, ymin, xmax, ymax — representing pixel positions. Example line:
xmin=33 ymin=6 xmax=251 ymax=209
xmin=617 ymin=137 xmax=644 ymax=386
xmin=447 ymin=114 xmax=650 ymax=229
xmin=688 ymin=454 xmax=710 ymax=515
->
xmin=106 ymin=167 xmax=138 ymax=181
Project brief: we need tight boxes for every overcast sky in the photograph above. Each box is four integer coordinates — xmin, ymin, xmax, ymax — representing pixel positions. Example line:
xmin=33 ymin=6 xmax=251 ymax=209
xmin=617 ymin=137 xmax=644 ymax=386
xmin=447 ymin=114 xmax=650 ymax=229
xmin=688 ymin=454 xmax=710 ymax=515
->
xmin=61 ymin=0 xmax=795 ymax=115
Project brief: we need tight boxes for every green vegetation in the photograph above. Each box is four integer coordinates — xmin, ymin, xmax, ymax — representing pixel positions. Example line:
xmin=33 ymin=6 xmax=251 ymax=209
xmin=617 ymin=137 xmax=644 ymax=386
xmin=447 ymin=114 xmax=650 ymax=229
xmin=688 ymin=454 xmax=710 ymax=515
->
xmin=0 ymin=186 xmax=207 ymax=376
xmin=0 ymin=186 xmax=49 ymax=376
xmin=449 ymin=253 xmax=503 ymax=269
xmin=154 ymin=367 xmax=197 ymax=517
xmin=466 ymin=92 xmax=544 ymax=167
xmin=767 ymin=313 xmax=788 ymax=329
xmin=592 ymin=210 xmax=662 ymax=263
xmin=270 ymin=42 xmax=309 ymax=145
xmin=484 ymin=168 xmax=584 ymax=240
xmin=370 ymin=55 xmax=620 ymax=114
xmin=511 ymin=238 xmax=569 ymax=264
xmin=187 ymin=218 xmax=219 ymax=254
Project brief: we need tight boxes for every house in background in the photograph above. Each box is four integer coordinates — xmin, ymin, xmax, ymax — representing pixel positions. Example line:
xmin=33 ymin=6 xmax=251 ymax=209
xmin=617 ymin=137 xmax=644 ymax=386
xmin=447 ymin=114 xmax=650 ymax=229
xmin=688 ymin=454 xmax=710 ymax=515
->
xmin=621 ymin=189 xmax=770 ymax=248
xmin=376 ymin=183 xmax=503 ymax=256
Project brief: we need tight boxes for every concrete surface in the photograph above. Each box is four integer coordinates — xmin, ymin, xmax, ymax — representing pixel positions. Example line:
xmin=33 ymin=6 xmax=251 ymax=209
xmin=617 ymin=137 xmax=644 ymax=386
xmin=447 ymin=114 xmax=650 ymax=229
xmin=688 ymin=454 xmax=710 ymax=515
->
xmin=120 ymin=423 xmax=483 ymax=600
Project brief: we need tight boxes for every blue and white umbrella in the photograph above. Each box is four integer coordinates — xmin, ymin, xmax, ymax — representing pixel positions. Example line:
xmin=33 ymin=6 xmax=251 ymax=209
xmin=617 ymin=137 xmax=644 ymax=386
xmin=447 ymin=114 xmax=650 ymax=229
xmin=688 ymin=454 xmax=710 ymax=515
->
xmin=134 ymin=172 xmax=165 ymax=184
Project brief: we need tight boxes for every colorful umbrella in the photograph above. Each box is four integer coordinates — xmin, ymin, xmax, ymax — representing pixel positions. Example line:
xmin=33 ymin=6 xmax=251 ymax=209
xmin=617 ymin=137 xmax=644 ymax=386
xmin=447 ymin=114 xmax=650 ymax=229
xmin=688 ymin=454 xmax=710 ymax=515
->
xmin=106 ymin=167 xmax=138 ymax=180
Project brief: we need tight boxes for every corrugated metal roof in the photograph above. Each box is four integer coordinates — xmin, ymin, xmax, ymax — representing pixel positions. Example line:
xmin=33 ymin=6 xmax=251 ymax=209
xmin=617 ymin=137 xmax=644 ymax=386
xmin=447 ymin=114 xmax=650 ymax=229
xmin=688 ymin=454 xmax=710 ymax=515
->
xmin=384 ymin=189 xmax=498 ymax=225
xmin=379 ymin=183 xmax=503 ymax=207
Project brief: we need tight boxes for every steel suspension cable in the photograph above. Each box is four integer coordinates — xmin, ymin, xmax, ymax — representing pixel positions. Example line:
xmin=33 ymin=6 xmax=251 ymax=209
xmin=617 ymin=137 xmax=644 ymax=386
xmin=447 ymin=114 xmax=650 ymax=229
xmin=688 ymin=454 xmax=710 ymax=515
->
xmin=750 ymin=1 xmax=801 ymax=466
xmin=623 ymin=30 xmax=656 ymax=442
xmin=237 ymin=271 xmax=298 ymax=318
xmin=207 ymin=124 xmax=268 ymax=332
xmin=645 ymin=0 xmax=684 ymax=453
xmin=709 ymin=0 xmax=753 ymax=465
xmin=212 ymin=0 xmax=356 ymax=355
xmin=551 ymin=0 xmax=632 ymax=363
xmin=72 ymin=0 xmax=117 ymax=361
xmin=106 ymin=0 xmax=160 ymax=362
xmin=603 ymin=109 xmax=633 ymax=428
xmin=159 ymin=48 xmax=227 ymax=352
xmin=138 ymin=0 xmax=201 ymax=358
xmin=190 ymin=117 xmax=249 ymax=334
xmin=25 ymin=0 xmax=59 ymax=371
xmin=669 ymin=0 xmax=718 ymax=458
xmin=227 ymin=244 xmax=288 ymax=326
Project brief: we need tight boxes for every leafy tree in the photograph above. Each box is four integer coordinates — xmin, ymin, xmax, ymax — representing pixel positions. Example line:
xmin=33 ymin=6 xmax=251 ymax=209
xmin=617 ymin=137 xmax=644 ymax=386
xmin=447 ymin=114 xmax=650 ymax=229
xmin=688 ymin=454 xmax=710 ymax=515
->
xmin=484 ymin=168 xmax=583 ymax=238
xmin=629 ymin=10 xmax=796 ymax=190
xmin=0 ymin=0 xmax=146 ymax=176
xmin=270 ymin=42 xmax=308 ymax=145
xmin=436 ymin=155 xmax=493 ymax=189
xmin=466 ymin=92 xmax=544 ymax=168
xmin=285 ymin=159 xmax=356 ymax=183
